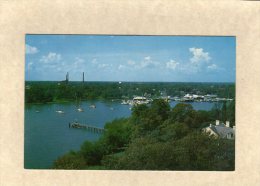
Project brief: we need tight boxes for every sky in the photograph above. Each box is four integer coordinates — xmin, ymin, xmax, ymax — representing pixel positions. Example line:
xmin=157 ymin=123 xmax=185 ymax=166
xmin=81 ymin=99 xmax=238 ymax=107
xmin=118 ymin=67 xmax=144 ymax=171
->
xmin=25 ymin=35 xmax=235 ymax=82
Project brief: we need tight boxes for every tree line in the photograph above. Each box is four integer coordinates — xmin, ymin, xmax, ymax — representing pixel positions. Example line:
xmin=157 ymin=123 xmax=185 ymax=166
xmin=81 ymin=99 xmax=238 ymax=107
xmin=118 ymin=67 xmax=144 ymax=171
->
xmin=25 ymin=81 xmax=235 ymax=103
xmin=53 ymin=100 xmax=235 ymax=170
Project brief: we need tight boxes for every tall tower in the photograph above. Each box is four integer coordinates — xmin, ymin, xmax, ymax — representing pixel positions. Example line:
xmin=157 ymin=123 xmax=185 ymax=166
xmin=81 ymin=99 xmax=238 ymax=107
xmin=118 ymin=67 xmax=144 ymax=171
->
xmin=83 ymin=72 xmax=85 ymax=83
xmin=66 ymin=72 xmax=69 ymax=84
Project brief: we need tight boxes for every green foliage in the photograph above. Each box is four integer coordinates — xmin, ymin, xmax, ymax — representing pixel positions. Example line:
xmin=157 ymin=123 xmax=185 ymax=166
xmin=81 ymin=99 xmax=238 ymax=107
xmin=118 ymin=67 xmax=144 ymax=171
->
xmin=80 ymin=141 xmax=106 ymax=166
xmin=53 ymin=98 xmax=235 ymax=170
xmin=170 ymin=103 xmax=195 ymax=123
xmin=102 ymin=118 xmax=133 ymax=153
xmin=209 ymin=100 xmax=235 ymax=126
xmin=53 ymin=151 xmax=86 ymax=169
xmin=131 ymin=99 xmax=170 ymax=135
xmin=25 ymin=81 xmax=235 ymax=103
xmin=105 ymin=132 xmax=234 ymax=171
xmin=226 ymin=100 xmax=235 ymax=126
xmin=159 ymin=121 xmax=190 ymax=141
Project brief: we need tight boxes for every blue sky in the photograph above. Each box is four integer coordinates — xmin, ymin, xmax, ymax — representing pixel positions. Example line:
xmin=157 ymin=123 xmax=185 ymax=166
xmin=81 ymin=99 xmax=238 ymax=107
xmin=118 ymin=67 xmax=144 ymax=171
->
xmin=25 ymin=35 xmax=235 ymax=82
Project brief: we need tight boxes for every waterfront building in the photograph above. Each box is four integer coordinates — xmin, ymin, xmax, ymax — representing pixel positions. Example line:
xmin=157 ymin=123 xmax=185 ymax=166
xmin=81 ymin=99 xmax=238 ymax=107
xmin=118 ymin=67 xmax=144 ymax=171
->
xmin=203 ymin=120 xmax=235 ymax=140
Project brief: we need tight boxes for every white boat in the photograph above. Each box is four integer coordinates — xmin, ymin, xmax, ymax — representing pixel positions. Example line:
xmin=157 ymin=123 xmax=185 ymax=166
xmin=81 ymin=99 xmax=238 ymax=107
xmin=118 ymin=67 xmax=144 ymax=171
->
xmin=89 ymin=104 xmax=96 ymax=109
xmin=77 ymin=108 xmax=84 ymax=112
xmin=121 ymin=100 xmax=128 ymax=105
xmin=56 ymin=110 xmax=65 ymax=114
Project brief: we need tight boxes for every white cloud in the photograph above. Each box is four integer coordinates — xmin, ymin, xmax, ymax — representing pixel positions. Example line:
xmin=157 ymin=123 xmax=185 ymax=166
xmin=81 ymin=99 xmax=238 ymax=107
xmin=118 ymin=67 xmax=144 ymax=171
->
xmin=118 ymin=64 xmax=126 ymax=70
xmin=166 ymin=60 xmax=179 ymax=70
xmin=98 ymin=63 xmax=111 ymax=68
xmin=26 ymin=44 xmax=39 ymax=54
xmin=127 ymin=60 xmax=136 ymax=65
xmin=144 ymin=56 xmax=151 ymax=60
xmin=207 ymin=64 xmax=218 ymax=70
xmin=74 ymin=57 xmax=84 ymax=64
xmin=189 ymin=47 xmax=211 ymax=64
xmin=40 ymin=52 xmax=61 ymax=63
xmin=72 ymin=57 xmax=85 ymax=70
xmin=91 ymin=58 xmax=98 ymax=64
xmin=135 ymin=56 xmax=159 ymax=69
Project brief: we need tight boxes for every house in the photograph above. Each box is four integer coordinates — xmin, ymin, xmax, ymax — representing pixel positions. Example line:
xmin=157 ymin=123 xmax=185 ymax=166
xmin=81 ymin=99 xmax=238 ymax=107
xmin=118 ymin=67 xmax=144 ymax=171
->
xmin=203 ymin=120 xmax=235 ymax=140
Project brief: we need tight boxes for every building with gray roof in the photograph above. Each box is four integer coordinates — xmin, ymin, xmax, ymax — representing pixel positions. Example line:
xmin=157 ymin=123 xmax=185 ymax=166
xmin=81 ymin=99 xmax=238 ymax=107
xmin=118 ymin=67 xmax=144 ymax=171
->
xmin=203 ymin=120 xmax=235 ymax=140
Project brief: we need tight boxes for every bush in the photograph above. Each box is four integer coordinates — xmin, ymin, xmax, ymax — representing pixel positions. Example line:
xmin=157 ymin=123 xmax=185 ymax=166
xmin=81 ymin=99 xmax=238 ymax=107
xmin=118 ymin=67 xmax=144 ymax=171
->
xmin=53 ymin=151 xmax=86 ymax=169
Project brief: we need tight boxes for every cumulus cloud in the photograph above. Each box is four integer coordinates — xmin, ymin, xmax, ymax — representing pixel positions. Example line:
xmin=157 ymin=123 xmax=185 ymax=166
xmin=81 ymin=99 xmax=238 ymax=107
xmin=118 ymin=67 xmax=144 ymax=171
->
xmin=26 ymin=44 xmax=39 ymax=54
xmin=207 ymin=64 xmax=218 ymax=70
xmin=127 ymin=60 xmax=136 ymax=65
xmin=91 ymin=58 xmax=98 ymax=64
xmin=189 ymin=47 xmax=211 ymax=64
xmin=40 ymin=52 xmax=61 ymax=63
xmin=144 ymin=56 xmax=151 ymax=60
xmin=136 ymin=56 xmax=159 ymax=69
xmin=98 ymin=63 xmax=111 ymax=68
xmin=72 ymin=57 xmax=85 ymax=70
xmin=166 ymin=60 xmax=179 ymax=70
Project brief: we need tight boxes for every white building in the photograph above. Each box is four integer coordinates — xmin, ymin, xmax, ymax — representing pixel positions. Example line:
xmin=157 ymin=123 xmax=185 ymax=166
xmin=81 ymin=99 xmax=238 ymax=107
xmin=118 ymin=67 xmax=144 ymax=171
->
xmin=132 ymin=96 xmax=149 ymax=105
xmin=203 ymin=120 xmax=235 ymax=140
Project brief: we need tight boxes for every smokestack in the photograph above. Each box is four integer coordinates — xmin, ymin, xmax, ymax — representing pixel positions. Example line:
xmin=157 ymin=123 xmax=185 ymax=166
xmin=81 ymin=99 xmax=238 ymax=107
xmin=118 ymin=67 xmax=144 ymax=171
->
xmin=83 ymin=72 xmax=84 ymax=83
xmin=216 ymin=120 xmax=220 ymax=126
xmin=226 ymin=121 xmax=230 ymax=128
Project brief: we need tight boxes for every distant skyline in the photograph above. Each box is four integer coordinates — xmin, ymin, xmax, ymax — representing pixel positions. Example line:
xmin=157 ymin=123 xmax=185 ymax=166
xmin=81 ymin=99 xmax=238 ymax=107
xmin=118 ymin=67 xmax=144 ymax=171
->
xmin=25 ymin=35 xmax=235 ymax=82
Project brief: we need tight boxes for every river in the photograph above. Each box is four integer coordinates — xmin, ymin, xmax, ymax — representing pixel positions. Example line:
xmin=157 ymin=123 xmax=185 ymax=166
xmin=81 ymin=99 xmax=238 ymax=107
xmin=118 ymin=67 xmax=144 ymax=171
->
xmin=25 ymin=100 xmax=215 ymax=169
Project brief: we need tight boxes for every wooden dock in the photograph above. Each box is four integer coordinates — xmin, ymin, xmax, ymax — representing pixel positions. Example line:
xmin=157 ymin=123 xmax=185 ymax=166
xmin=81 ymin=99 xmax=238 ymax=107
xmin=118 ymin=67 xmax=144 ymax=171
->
xmin=69 ymin=122 xmax=105 ymax=133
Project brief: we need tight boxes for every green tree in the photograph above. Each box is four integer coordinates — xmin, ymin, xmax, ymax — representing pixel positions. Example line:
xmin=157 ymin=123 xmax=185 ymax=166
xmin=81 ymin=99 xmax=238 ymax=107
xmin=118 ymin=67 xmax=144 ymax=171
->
xmin=102 ymin=118 xmax=133 ymax=153
xmin=53 ymin=151 xmax=86 ymax=169
xmin=80 ymin=141 xmax=106 ymax=166
xmin=221 ymin=101 xmax=227 ymax=122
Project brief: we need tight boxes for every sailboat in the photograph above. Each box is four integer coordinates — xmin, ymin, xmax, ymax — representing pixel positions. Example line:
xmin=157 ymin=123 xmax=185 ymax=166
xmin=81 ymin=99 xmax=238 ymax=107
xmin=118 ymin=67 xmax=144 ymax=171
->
xmin=56 ymin=110 xmax=65 ymax=114
xmin=89 ymin=104 xmax=96 ymax=109
xmin=75 ymin=93 xmax=84 ymax=112
xmin=77 ymin=107 xmax=84 ymax=112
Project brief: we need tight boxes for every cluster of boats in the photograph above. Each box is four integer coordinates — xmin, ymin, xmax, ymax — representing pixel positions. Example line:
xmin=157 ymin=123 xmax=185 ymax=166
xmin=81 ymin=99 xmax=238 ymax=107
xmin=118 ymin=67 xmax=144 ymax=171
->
xmin=121 ymin=94 xmax=234 ymax=106
xmin=54 ymin=104 xmax=96 ymax=114
xmin=121 ymin=96 xmax=153 ymax=106
xmin=173 ymin=94 xmax=234 ymax=102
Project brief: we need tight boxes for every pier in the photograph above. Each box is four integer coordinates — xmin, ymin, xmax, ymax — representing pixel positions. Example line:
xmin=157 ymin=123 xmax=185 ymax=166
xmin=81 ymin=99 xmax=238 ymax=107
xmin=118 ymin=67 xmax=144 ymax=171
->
xmin=69 ymin=122 xmax=105 ymax=133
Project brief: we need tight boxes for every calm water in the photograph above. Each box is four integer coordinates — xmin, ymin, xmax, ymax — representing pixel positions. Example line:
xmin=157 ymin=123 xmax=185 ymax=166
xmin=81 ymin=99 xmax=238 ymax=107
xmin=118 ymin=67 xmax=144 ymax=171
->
xmin=25 ymin=100 xmax=215 ymax=169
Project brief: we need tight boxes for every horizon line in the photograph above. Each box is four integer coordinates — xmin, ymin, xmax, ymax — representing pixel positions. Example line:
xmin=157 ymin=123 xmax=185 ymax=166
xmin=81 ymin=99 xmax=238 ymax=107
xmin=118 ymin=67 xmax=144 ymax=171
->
xmin=25 ymin=80 xmax=235 ymax=83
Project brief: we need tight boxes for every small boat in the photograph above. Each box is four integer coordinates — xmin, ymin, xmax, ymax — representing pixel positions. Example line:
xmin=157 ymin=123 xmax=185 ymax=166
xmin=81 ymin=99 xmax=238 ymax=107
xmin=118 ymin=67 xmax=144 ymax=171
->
xmin=77 ymin=108 xmax=84 ymax=112
xmin=35 ymin=110 xmax=40 ymax=113
xmin=121 ymin=100 xmax=128 ymax=105
xmin=56 ymin=110 xmax=65 ymax=114
xmin=89 ymin=104 xmax=96 ymax=109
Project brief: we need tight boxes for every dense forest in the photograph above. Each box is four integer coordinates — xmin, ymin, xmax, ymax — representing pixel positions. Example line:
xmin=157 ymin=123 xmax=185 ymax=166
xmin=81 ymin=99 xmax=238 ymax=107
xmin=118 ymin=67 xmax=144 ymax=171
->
xmin=53 ymin=100 xmax=235 ymax=170
xmin=25 ymin=81 xmax=235 ymax=103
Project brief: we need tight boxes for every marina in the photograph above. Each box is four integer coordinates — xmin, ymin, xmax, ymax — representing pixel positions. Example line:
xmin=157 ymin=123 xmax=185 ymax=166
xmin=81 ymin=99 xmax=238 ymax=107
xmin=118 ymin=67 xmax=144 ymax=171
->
xmin=121 ymin=94 xmax=232 ymax=106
